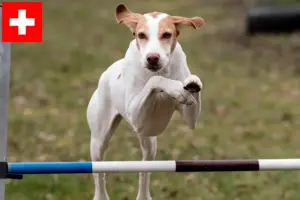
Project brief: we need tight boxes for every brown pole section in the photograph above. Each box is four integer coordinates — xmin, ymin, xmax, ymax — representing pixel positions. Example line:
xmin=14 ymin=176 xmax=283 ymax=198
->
xmin=175 ymin=160 xmax=260 ymax=172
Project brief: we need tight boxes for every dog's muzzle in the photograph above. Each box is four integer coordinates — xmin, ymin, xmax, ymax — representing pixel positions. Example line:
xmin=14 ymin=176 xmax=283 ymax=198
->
xmin=146 ymin=52 xmax=161 ymax=72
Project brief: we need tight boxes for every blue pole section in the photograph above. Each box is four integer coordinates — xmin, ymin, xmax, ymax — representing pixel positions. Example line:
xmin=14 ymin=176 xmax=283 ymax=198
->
xmin=8 ymin=162 xmax=93 ymax=174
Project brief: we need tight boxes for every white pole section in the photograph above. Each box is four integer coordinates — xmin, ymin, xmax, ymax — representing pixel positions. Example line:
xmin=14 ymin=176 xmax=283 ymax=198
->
xmin=259 ymin=159 xmax=300 ymax=170
xmin=92 ymin=161 xmax=176 ymax=173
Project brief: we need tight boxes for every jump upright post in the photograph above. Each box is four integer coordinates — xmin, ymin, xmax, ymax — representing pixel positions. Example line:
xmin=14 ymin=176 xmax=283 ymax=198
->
xmin=0 ymin=5 xmax=12 ymax=200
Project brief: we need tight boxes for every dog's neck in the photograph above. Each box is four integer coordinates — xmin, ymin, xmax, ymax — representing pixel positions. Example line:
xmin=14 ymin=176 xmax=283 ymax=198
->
xmin=124 ymin=39 xmax=186 ymax=81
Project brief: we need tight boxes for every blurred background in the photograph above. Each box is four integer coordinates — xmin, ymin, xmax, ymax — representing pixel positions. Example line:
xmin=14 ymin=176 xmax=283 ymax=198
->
xmin=4 ymin=0 xmax=300 ymax=199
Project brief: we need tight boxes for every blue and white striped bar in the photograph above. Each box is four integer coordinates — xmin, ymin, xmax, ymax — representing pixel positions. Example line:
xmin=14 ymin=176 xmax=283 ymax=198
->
xmin=6 ymin=159 xmax=300 ymax=174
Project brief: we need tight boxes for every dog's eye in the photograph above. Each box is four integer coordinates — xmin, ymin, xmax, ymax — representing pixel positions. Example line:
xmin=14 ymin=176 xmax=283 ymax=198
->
xmin=162 ymin=32 xmax=172 ymax=39
xmin=138 ymin=32 xmax=147 ymax=40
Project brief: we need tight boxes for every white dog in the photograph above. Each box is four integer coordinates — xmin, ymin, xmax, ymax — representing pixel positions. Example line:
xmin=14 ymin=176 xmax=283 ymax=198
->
xmin=87 ymin=4 xmax=204 ymax=200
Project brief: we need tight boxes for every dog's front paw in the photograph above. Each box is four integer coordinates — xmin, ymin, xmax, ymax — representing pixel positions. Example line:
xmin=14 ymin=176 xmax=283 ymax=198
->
xmin=166 ymin=81 xmax=196 ymax=105
xmin=173 ymin=90 xmax=196 ymax=105
xmin=183 ymin=75 xmax=202 ymax=93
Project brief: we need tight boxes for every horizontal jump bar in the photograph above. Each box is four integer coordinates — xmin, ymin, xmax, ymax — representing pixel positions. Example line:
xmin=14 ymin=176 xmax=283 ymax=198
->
xmin=5 ymin=159 xmax=300 ymax=174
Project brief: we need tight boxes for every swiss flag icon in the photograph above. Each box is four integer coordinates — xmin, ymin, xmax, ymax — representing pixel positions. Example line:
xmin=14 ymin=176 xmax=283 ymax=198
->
xmin=2 ymin=2 xmax=42 ymax=42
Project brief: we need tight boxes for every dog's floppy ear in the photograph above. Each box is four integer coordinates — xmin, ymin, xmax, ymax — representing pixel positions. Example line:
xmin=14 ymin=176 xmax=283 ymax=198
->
xmin=170 ymin=16 xmax=205 ymax=36
xmin=115 ymin=4 xmax=143 ymax=35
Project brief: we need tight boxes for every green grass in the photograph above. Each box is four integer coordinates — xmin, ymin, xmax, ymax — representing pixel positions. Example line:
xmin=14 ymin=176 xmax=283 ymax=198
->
xmin=4 ymin=0 xmax=300 ymax=199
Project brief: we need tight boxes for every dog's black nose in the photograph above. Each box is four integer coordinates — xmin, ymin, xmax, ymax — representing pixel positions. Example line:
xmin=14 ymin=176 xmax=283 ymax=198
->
xmin=146 ymin=53 xmax=160 ymax=66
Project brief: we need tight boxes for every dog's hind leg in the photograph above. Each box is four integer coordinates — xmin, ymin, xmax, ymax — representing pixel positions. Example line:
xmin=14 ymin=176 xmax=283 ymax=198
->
xmin=87 ymin=89 xmax=122 ymax=200
xmin=136 ymin=135 xmax=157 ymax=200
